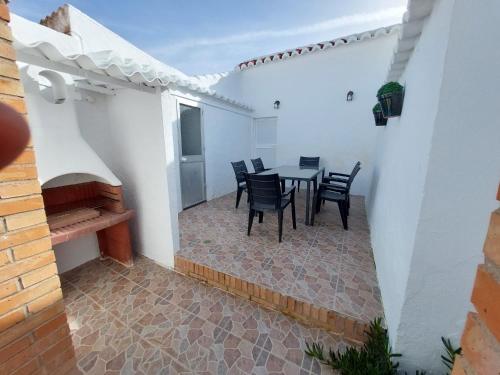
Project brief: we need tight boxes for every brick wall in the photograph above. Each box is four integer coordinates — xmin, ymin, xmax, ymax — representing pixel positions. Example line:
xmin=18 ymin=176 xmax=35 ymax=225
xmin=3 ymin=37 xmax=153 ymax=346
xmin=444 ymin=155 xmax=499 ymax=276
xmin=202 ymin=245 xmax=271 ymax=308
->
xmin=0 ymin=2 xmax=78 ymax=374
xmin=452 ymin=183 xmax=500 ymax=374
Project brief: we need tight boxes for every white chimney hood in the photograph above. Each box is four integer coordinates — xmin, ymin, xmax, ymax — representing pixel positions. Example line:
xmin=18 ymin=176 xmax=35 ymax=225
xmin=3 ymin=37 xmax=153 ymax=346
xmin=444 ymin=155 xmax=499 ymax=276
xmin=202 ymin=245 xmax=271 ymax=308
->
xmin=20 ymin=65 xmax=121 ymax=187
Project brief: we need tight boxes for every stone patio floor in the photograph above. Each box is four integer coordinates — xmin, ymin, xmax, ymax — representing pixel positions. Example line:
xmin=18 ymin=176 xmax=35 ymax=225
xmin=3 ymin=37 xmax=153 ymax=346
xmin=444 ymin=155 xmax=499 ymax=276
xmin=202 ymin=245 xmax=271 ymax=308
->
xmin=177 ymin=191 xmax=383 ymax=325
xmin=61 ymin=255 xmax=350 ymax=374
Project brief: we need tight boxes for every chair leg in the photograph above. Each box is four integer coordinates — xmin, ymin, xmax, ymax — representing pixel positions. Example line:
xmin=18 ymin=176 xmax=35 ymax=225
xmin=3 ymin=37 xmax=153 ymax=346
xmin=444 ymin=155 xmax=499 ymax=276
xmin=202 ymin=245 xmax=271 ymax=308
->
xmin=311 ymin=194 xmax=317 ymax=226
xmin=347 ymin=195 xmax=350 ymax=216
xmin=297 ymin=181 xmax=300 ymax=192
xmin=236 ymin=187 xmax=243 ymax=208
xmin=337 ymin=201 xmax=348 ymax=230
xmin=247 ymin=191 xmax=250 ymax=203
xmin=315 ymin=193 xmax=322 ymax=213
xmin=278 ymin=210 xmax=284 ymax=242
xmin=248 ymin=209 xmax=255 ymax=235
xmin=258 ymin=211 xmax=263 ymax=223
xmin=291 ymin=200 xmax=297 ymax=230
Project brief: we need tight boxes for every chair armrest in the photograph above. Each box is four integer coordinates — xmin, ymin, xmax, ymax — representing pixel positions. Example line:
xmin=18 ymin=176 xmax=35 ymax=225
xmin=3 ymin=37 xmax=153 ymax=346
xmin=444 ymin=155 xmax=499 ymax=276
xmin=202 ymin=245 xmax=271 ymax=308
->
xmin=322 ymin=176 xmax=348 ymax=184
xmin=319 ymin=183 xmax=347 ymax=193
xmin=282 ymin=186 xmax=296 ymax=197
xmin=328 ymin=172 xmax=350 ymax=178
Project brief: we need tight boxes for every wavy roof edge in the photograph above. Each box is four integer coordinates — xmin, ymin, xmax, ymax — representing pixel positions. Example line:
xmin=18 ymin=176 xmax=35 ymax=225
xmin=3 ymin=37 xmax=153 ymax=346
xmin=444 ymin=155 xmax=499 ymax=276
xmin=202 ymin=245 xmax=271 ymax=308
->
xmin=386 ymin=0 xmax=436 ymax=82
xmin=11 ymin=14 xmax=253 ymax=111
xmin=236 ymin=24 xmax=401 ymax=71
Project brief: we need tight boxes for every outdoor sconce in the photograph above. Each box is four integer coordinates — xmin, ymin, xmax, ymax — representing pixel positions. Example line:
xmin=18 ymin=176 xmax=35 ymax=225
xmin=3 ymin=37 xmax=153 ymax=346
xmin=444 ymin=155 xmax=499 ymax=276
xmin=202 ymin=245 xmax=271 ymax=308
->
xmin=346 ymin=91 xmax=354 ymax=101
xmin=274 ymin=100 xmax=280 ymax=109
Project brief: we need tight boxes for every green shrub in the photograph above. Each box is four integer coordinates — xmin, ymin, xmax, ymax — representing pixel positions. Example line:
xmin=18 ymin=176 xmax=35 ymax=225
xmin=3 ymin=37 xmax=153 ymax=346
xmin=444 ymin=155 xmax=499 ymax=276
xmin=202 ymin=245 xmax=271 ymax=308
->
xmin=305 ymin=317 xmax=462 ymax=374
xmin=305 ymin=318 xmax=403 ymax=375
xmin=377 ymin=81 xmax=404 ymax=97
xmin=441 ymin=337 xmax=462 ymax=374
xmin=373 ymin=103 xmax=383 ymax=112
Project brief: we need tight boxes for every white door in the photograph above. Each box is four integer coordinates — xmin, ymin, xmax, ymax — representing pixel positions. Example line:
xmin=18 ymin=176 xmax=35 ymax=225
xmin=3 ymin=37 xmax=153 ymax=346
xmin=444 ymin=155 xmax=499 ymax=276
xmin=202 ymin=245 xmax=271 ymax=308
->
xmin=253 ymin=117 xmax=278 ymax=168
xmin=179 ymin=103 xmax=206 ymax=209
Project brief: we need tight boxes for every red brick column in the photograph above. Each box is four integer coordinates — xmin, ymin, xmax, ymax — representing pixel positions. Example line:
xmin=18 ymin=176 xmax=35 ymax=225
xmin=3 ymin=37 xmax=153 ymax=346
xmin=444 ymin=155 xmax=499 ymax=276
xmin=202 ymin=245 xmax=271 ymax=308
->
xmin=452 ymin=183 xmax=500 ymax=374
xmin=0 ymin=2 xmax=78 ymax=374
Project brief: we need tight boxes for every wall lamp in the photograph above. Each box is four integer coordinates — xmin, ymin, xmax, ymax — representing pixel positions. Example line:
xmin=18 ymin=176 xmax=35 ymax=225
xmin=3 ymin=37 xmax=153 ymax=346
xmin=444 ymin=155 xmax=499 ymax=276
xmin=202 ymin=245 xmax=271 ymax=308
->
xmin=273 ymin=100 xmax=280 ymax=109
xmin=346 ymin=90 xmax=354 ymax=101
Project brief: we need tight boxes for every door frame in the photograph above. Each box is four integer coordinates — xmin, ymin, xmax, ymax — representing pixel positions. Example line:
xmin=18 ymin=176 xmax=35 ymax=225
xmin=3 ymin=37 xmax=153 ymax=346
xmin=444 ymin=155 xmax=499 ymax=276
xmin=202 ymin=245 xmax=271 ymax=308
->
xmin=176 ymin=97 xmax=207 ymax=209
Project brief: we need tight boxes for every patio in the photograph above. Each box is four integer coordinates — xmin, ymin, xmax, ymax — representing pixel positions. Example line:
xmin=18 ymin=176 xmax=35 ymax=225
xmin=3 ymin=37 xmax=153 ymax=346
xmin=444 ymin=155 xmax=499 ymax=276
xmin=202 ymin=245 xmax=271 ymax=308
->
xmin=61 ymin=254 xmax=350 ymax=374
xmin=176 ymin=190 xmax=383 ymax=332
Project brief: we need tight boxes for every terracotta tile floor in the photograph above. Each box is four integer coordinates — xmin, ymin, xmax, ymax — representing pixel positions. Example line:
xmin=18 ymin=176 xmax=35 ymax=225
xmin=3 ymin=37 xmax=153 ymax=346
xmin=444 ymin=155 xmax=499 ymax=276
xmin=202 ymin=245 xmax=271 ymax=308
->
xmin=178 ymin=191 xmax=383 ymax=324
xmin=61 ymin=256 xmax=350 ymax=374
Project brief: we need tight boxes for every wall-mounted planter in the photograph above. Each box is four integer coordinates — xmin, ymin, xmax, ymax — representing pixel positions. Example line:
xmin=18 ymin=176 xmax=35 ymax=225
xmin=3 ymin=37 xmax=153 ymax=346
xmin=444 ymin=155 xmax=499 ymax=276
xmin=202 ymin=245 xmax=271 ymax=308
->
xmin=377 ymin=82 xmax=404 ymax=118
xmin=373 ymin=111 xmax=387 ymax=126
xmin=373 ymin=103 xmax=387 ymax=126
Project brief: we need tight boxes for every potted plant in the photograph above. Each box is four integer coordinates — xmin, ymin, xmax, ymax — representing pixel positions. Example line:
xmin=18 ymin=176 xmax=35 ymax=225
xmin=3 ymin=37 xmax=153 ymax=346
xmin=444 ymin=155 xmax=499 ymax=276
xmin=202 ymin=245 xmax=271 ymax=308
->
xmin=372 ymin=103 xmax=387 ymax=126
xmin=377 ymin=81 xmax=404 ymax=117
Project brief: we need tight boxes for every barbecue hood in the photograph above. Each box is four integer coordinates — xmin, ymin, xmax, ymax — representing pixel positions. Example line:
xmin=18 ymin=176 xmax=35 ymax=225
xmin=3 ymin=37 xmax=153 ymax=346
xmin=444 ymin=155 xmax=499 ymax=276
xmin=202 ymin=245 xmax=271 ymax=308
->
xmin=20 ymin=65 xmax=120 ymax=187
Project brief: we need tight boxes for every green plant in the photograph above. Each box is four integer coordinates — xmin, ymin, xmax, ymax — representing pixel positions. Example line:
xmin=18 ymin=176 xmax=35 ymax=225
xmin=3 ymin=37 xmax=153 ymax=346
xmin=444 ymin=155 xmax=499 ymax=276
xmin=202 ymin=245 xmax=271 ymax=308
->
xmin=441 ymin=337 xmax=461 ymax=374
xmin=305 ymin=318 xmax=401 ymax=375
xmin=373 ymin=103 xmax=383 ymax=113
xmin=377 ymin=81 xmax=404 ymax=97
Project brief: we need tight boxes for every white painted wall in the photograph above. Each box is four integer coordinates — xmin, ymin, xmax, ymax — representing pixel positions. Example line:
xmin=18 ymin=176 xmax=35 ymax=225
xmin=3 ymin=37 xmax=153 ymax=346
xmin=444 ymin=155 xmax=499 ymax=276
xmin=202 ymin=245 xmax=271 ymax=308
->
xmin=214 ymin=34 xmax=398 ymax=196
xmin=203 ymin=105 xmax=252 ymax=200
xmin=367 ymin=0 xmax=500 ymax=371
xmin=105 ymin=88 xmax=179 ymax=268
xmin=366 ymin=0 xmax=453 ymax=348
xmin=54 ymin=235 xmax=99 ymax=273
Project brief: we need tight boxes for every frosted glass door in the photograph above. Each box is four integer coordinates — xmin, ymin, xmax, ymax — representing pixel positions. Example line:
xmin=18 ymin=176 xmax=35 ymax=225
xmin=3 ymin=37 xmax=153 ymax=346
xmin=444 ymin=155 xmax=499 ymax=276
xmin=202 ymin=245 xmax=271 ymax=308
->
xmin=179 ymin=104 xmax=206 ymax=209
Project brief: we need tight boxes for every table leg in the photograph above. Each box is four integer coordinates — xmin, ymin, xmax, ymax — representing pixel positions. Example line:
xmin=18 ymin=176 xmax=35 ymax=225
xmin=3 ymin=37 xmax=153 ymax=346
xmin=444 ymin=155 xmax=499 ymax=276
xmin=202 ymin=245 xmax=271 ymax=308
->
xmin=281 ymin=179 xmax=285 ymax=193
xmin=313 ymin=176 xmax=318 ymax=193
xmin=305 ymin=180 xmax=311 ymax=225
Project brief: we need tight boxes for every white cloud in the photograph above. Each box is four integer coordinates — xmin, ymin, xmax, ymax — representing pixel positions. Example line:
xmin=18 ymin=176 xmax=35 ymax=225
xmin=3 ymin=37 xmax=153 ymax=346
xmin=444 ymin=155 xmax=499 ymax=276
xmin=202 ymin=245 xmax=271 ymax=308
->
xmin=151 ymin=6 xmax=405 ymax=55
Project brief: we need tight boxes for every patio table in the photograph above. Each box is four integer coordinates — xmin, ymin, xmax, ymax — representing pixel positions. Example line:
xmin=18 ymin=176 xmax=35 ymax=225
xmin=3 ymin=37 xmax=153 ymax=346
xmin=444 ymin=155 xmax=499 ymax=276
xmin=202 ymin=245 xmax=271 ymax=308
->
xmin=259 ymin=165 xmax=325 ymax=225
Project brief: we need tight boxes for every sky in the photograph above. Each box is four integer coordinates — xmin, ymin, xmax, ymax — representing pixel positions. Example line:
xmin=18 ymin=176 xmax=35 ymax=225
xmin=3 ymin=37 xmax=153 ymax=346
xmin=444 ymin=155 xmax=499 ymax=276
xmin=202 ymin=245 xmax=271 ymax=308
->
xmin=10 ymin=0 xmax=407 ymax=75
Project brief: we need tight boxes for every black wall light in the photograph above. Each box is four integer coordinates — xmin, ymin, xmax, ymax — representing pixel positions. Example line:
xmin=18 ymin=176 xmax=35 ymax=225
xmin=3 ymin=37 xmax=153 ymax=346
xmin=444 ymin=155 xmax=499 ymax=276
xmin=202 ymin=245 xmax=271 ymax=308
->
xmin=273 ymin=100 xmax=280 ymax=109
xmin=346 ymin=90 xmax=354 ymax=101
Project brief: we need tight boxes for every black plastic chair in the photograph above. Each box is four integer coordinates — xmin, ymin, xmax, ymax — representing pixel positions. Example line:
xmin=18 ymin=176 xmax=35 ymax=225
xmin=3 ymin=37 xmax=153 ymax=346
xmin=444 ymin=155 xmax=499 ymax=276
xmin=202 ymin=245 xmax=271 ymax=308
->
xmin=311 ymin=162 xmax=360 ymax=229
xmin=244 ymin=173 xmax=296 ymax=242
xmin=251 ymin=157 xmax=270 ymax=173
xmin=231 ymin=160 xmax=249 ymax=208
xmin=294 ymin=156 xmax=320 ymax=191
xmin=322 ymin=162 xmax=361 ymax=214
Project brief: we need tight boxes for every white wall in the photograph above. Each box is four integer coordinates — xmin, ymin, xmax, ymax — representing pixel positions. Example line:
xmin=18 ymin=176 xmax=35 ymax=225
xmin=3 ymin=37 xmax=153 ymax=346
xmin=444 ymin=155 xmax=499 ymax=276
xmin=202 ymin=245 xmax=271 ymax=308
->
xmin=203 ymin=105 xmax=252 ymax=200
xmin=366 ymin=0 xmax=453 ymax=347
xmin=54 ymin=235 xmax=99 ymax=273
xmin=105 ymin=88 xmax=179 ymax=267
xmin=367 ymin=0 xmax=500 ymax=371
xmin=216 ymin=34 xmax=398 ymax=196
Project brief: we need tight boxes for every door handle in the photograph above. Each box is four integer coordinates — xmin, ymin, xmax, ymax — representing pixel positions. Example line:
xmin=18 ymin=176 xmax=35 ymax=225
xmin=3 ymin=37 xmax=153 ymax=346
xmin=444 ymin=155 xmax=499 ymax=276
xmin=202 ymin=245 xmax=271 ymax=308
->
xmin=181 ymin=157 xmax=187 ymax=162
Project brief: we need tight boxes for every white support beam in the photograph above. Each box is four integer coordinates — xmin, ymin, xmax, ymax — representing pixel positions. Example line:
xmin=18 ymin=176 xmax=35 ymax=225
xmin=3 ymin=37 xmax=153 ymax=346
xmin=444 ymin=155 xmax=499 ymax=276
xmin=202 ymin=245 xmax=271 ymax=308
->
xmin=17 ymin=51 xmax=157 ymax=94
xmin=74 ymin=81 xmax=116 ymax=95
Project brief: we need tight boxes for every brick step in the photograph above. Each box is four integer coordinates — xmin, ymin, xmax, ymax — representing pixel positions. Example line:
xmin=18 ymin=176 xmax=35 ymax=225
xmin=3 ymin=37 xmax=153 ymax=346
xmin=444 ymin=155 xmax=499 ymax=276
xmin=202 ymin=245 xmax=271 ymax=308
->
xmin=175 ymin=255 xmax=370 ymax=344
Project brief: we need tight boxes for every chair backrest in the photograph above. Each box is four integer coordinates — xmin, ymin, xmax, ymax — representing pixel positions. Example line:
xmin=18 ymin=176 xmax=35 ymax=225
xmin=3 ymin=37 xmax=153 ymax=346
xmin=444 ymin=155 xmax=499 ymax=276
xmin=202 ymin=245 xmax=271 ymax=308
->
xmin=231 ymin=160 xmax=248 ymax=184
xmin=244 ymin=173 xmax=282 ymax=211
xmin=346 ymin=162 xmax=361 ymax=190
xmin=299 ymin=156 xmax=320 ymax=168
xmin=350 ymin=161 xmax=361 ymax=175
xmin=251 ymin=158 xmax=266 ymax=173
